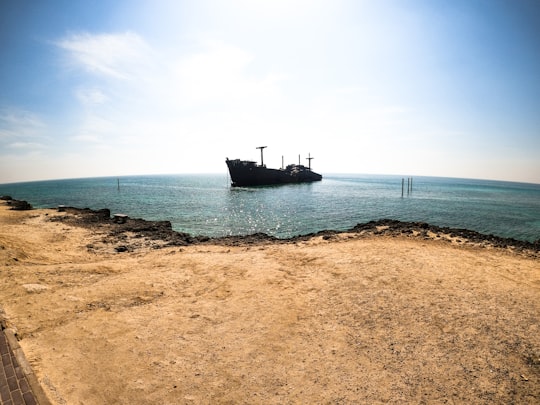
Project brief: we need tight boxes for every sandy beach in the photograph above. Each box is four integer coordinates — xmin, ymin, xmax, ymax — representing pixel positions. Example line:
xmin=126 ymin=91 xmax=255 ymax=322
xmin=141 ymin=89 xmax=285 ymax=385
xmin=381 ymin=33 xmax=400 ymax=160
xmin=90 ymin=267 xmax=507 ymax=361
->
xmin=1 ymin=202 xmax=539 ymax=404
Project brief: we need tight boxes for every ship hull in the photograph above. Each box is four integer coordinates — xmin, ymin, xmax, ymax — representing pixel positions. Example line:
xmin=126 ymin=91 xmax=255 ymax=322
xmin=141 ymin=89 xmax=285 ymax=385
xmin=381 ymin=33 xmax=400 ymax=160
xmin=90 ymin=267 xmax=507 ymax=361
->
xmin=226 ymin=159 xmax=322 ymax=187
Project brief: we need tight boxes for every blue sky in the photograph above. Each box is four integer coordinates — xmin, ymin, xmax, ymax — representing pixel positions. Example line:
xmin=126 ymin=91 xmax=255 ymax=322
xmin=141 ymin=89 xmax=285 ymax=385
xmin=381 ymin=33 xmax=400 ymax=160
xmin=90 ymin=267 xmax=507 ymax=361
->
xmin=1 ymin=0 xmax=539 ymax=184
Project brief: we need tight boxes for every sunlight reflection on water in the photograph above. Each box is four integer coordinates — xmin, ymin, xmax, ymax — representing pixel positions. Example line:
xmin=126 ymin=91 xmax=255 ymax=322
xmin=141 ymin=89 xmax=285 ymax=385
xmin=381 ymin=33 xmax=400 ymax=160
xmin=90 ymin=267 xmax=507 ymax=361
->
xmin=1 ymin=174 xmax=539 ymax=241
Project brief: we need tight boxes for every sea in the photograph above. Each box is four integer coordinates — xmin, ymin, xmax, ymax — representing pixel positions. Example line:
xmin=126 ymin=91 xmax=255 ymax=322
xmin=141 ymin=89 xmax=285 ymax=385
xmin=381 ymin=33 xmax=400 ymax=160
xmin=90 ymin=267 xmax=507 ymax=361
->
xmin=1 ymin=174 xmax=539 ymax=242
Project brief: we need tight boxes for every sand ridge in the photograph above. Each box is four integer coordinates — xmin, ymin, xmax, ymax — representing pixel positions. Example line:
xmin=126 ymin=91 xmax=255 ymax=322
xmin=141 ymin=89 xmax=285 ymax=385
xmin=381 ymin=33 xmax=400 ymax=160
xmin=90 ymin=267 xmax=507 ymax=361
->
xmin=1 ymin=204 xmax=539 ymax=404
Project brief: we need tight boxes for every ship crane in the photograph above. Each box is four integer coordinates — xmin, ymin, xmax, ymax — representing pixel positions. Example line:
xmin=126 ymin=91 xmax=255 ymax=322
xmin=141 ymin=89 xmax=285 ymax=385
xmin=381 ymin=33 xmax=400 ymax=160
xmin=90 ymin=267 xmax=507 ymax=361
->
xmin=306 ymin=153 xmax=314 ymax=170
xmin=256 ymin=146 xmax=267 ymax=167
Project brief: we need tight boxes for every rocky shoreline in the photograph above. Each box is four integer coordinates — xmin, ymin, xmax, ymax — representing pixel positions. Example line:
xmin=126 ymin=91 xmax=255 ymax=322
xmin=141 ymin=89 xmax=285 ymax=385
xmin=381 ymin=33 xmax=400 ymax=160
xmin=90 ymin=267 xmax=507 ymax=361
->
xmin=3 ymin=197 xmax=539 ymax=256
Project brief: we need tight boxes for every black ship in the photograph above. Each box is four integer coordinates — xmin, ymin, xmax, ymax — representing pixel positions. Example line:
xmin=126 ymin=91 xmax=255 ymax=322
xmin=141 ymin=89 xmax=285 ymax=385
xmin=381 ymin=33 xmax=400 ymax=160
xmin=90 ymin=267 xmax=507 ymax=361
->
xmin=226 ymin=146 xmax=322 ymax=187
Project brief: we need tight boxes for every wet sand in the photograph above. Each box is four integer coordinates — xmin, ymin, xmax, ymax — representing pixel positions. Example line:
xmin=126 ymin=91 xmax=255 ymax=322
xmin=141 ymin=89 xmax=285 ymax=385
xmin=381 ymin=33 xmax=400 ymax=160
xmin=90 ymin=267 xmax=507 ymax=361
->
xmin=1 ymin=203 xmax=539 ymax=404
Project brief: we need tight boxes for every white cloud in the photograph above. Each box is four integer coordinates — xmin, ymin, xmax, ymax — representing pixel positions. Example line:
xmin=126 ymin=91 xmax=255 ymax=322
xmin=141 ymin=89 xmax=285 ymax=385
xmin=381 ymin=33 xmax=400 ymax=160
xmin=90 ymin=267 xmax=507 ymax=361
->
xmin=53 ymin=31 xmax=290 ymax=163
xmin=69 ymin=114 xmax=119 ymax=146
xmin=7 ymin=142 xmax=45 ymax=150
xmin=0 ymin=107 xmax=49 ymax=165
xmin=57 ymin=31 xmax=285 ymax=116
xmin=0 ymin=107 xmax=46 ymax=139
xmin=75 ymin=88 xmax=109 ymax=105
xmin=56 ymin=31 xmax=151 ymax=80
xmin=70 ymin=134 xmax=103 ymax=143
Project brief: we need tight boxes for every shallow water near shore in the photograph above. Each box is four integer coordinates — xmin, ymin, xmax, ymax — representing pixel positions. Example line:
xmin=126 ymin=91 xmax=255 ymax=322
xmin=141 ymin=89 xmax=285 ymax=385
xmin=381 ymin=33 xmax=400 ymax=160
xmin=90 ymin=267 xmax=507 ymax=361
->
xmin=1 ymin=174 xmax=539 ymax=242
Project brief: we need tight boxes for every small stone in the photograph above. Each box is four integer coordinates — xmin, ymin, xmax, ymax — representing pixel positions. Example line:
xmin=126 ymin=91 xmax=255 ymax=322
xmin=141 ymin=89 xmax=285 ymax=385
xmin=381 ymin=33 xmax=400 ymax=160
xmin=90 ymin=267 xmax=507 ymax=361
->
xmin=22 ymin=284 xmax=49 ymax=293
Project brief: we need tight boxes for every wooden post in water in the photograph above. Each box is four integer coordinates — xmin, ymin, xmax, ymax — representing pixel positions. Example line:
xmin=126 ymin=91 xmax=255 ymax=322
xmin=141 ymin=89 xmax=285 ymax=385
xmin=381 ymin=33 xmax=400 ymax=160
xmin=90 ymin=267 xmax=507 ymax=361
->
xmin=410 ymin=177 xmax=413 ymax=193
xmin=117 ymin=178 xmax=120 ymax=191
xmin=401 ymin=178 xmax=404 ymax=197
xmin=407 ymin=177 xmax=410 ymax=195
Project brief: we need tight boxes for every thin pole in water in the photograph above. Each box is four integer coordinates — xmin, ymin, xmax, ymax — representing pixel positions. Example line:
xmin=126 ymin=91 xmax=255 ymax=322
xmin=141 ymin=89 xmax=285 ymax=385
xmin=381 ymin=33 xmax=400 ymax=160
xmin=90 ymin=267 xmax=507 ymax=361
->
xmin=117 ymin=178 xmax=120 ymax=191
xmin=401 ymin=178 xmax=404 ymax=197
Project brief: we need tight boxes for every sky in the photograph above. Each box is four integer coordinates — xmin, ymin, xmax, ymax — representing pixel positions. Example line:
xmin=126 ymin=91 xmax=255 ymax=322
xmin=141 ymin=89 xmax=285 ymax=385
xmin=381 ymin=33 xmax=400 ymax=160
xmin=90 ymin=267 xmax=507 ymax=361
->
xmin=1 ymin=0 xmax=539 ymax=184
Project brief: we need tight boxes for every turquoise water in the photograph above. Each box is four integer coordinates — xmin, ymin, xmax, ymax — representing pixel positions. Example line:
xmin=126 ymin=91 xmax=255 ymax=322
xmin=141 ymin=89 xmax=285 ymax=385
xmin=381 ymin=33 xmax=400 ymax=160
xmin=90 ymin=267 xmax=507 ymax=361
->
xmin=1 ymin=174 xmax=539 ymax=242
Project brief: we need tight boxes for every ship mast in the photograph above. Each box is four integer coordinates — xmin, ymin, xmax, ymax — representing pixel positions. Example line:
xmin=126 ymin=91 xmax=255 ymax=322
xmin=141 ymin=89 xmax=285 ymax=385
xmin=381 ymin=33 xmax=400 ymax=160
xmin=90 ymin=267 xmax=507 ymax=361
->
xmin=256 ymin=146 xmax=267 ymax=166
xmin=306 ymin=153 xmax=314 ymax=170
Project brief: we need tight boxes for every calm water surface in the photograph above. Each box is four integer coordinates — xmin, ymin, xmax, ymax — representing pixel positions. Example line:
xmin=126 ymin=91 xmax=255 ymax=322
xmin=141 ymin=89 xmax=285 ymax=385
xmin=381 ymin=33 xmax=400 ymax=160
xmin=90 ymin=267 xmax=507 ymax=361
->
xmin=1 ymin=174 xmax=539 ymax=242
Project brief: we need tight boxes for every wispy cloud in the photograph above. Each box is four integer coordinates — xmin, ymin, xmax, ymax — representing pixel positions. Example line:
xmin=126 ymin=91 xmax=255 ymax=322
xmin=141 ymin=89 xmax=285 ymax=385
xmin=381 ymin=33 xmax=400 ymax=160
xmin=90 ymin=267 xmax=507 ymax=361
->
xmin=56 ymin=32 xmax=151 ymax=80
xmin=70 ymin=134 xmax=104 ymax=143
xmin=75 ymin=87 xmax=109 ymax=105
xmin=54 ymin=31 xmax=288 ymax=154
xmin=7 ymin=141 xmax=45 ymax=150
xmin=57 ymin=31 xmax=285 ymax=108
xmin=68 ymin=114 xmax=119 ymax=146
xmin=0 ymin=107 xmax=46 ymax=140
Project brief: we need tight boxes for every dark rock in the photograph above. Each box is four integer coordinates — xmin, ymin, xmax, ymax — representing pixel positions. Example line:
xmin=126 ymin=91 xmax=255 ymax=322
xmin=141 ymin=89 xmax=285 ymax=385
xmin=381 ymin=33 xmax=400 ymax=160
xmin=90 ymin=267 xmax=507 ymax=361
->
xmin=10 ymin=200 xmax=32 ymax=210
xmin=97 ymin=208 xmax=111 ymax=218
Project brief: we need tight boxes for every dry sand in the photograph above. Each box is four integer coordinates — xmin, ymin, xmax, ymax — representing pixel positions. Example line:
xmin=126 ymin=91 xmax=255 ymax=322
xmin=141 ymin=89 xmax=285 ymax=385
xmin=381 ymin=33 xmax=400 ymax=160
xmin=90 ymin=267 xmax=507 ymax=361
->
xmin=0 ymin=204 xmax=539 ymax=404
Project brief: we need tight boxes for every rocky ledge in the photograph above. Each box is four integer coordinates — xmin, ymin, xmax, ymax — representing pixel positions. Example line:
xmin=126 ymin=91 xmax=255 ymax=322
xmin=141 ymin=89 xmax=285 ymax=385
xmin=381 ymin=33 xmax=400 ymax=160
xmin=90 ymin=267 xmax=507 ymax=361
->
xmin=2 ymin=199 xmax=539 ymax=257
xmin=45 ymin=205 xmax=540 ymax=257
xmin=0 ymin=196 xmax=32 ymax=210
